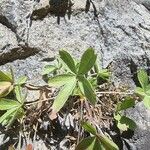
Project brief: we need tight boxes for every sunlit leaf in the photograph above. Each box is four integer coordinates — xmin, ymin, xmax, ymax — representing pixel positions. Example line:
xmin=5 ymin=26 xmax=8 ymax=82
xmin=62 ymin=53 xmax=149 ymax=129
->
xmin=145 ymin=84 xmax=150 ymax=91
xmin=0 ymin=71 xmax=12 ymax=82
xmin=143 ymin=96 xmax=150 ymax=109
xmin=0 ymin=107 xmax=17 ymax=124
xmin=48 ymin=74 xmax=76 ymax=87
xmin=42 ymin=65 xmax=57 ymax=75
xmin=59 ymin=50 xmax=77 ymax=74
xmin=14 ymin=86 xmax=24 ymax=103
xmin=145 ymin=89 xmax=150 ymax=96
xmin=0 ymin=82 xmax=13 ymax=98
xmin=137 ymin=70 xmax=149 ymax=91
xmin=135 ymin=87 xmax=146 ymax=97
xmin=98 ymin=69 xmax=111 ymax=80
xmin=0 ymin=98 xmax=21 ymax=110
xmin=51 ymin=77 xmax=76 ymax=113
xmin=81 ymin=121 xmax=97 ymax=135
xmin=94 ymin=59 xmax=101 ymax=74
xmin=78 ymin=76 xmax=96 ymax=105
xmin=6 ymin=107 xmax=24 ymax=128
xmin=88 ymin=77 xmax=97 ymax=89
xmin=16 ymin=76 xmax=27 ymax=85
xmin=78 ymin=48 xmax=97 ymax=75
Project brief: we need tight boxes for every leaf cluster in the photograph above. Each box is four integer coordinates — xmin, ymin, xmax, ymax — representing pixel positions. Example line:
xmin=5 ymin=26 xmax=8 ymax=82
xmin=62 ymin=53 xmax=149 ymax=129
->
xmin=0 ymin=70 xmax=27 ymax=128
xmin=46 ymin=48 xmax=110 ymax=113
xmin=76 ymin=121 xmax=119 ymax=150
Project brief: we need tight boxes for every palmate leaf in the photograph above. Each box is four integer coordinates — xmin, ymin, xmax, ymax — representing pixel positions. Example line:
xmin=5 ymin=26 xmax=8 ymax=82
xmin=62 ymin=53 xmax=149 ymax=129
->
xmin=78 ymin=76 xmax=96 ymax=105
xmin=81 ymin=121 xmax=97 ymax=135
xmin=76 ymin=136 xmax=104 ymax=150
xmin=48 ymin=74 xmax=76 ymax=87
xmin=0 ymin=71 xmax=12 ymax=82
xmin=0 ymin=82 xmax=13 ymax=98
xmin=116 ymin=97 xmax=135 ymax=112
xmin=78 ymin=48 xmax=97 ymax=75
xmin=51 ymin=77 xmax=76 ymax=113
xmin=0 ymin=98 xmax=21 ymax=110
xmin=137 ymin=70 xmax=149 ymax=91
xmin=0 ymin=101 xmax=23 ymax=127
xmin=59 ymin=50 xmax=77 ymax=74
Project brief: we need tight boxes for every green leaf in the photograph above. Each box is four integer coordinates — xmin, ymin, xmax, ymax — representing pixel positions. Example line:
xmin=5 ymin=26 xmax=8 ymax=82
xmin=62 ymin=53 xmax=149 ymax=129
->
xmin=94 ymin=59 xmax=101 ymax=74
xmin=137 ymin=70 xmax=149 ymax=91
xmin=94 ymin=139 xmax=104 ymax=150
xmin=78 ymin=76 xmax=96 ymax=105
xmin=59 ymin=50 xmax=77 ymax=74
xmin=51 ymin=77 xmax=76 ymax=112
xmin=145 ymin=89 xmax=150 ymax=96
xmin=114 ymin=114 xmax=136 ymax=131
xmin=0 ymin=71 xmax=12 ymax=82
xmin=0 ymin=82 xmax=13 ymax=98
xmin=78 ymin=48 xmax=97 ymax=75
xmin=48 ymin=74 xmax=76 ymax=87
xmin=135 ymin=87 xmax=146 ymax=97
xmin=6 ymin=107 xmax=24 ymax=128
xmin=76 ymin=137 xmax=104 ymax=150
xmin=97 ymin=134 xmax=119 ymax=150
xmin=145 ymin=84 xmax=150 ymax=91
xmin=116 ymin=97 xmax=135 ymax=112
xmin=75 ymin=136 xmax=96 ymax=150
xmin=0 ymin=107 xmax=17 ymax=124
xmin=98 ymin=69 xmax=111 ymax=80
xmin=16 ymin=76 xmax=27 ymax=85
xmin=42 ymin=65 xmax=57 ymax=75
xmin=81 ymin=121 xmax=97 ymax=135
xmin=143 ymin=96 xmax=150 ymax=109
xmin=89 ymin=77 xmax=98 ymax=90
xmin=0 ymin=98 xmax=21 ymax=110
xmin=14 ymin=86 xmax=24 ymax=103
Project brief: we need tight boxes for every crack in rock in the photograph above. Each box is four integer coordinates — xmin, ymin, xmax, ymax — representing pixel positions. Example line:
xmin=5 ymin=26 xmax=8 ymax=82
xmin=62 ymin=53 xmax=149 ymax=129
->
xmin=0 ymin=46 xmax=40 ymax=65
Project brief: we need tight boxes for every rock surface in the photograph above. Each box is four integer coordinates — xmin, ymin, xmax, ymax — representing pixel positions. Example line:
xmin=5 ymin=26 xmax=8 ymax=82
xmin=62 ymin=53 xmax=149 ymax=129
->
xmin=0 ymin=0 xmax=150 ymax=149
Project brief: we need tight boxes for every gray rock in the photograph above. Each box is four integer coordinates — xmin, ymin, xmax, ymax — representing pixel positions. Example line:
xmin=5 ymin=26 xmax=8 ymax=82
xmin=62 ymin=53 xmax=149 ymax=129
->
xmin=125 ymin=102 xmax=150 ymax=150
xmin=0 ymin=23 xmax=18 ymax=56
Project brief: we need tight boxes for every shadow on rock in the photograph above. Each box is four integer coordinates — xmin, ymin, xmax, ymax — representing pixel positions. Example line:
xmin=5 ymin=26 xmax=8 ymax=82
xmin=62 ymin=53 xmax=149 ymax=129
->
xmin=49 ymin=0 xmax=73 ymax=24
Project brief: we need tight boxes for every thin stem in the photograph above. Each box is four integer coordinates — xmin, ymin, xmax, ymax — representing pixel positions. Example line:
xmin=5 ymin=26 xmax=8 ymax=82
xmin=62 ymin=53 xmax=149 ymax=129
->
xmin=96 ymin=91 xmax=134 ymax=95
xmin=24 ymin=84 xmax=51 ymax=91
xmin=77 ymin=98 xmax=84 ymax=144
xmin=25 ymin=97 xmax=54 ymax=106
